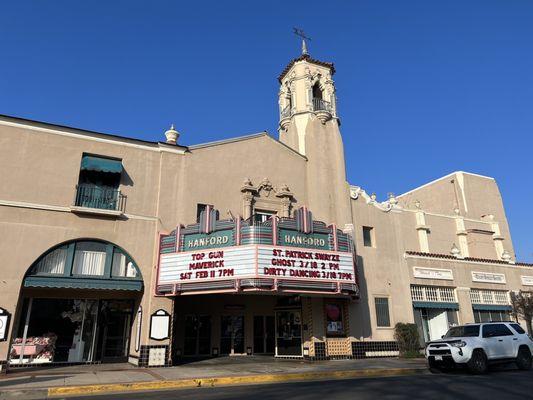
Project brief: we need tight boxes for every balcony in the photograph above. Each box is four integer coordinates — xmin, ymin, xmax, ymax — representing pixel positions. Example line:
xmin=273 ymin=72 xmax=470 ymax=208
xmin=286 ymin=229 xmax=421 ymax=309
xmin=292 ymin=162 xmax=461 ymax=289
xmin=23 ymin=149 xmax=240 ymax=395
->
xmin=72 ymin=184 xmax=125 ymax=216
xmin=312 ymin=97 xmax=331 ymax=112
xmin=312 ymin=98 xmax=333 ymax=124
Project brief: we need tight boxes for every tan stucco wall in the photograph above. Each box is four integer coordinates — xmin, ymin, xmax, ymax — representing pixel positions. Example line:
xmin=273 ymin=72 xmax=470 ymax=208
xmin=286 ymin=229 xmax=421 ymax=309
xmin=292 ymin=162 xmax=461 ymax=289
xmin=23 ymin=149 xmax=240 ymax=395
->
xmin=0 ymin=54 xmax=529 ymax=365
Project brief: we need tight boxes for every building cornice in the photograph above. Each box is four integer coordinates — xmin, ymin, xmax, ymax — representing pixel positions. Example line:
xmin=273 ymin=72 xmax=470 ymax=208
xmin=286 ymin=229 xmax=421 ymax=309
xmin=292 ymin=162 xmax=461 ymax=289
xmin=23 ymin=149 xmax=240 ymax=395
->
xmin=405 ymin=251 xmax=533 ymax=268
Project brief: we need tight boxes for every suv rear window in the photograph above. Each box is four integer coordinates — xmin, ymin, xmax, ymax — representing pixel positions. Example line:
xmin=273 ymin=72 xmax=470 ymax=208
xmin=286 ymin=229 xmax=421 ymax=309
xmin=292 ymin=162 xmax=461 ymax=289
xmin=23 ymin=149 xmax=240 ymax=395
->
xmin=510 ymin=323 xmax=526 ymax=334
xmin=444 ymin=325 xmax=480 ymax=338
xmin=482 ymin=324 xmax=513 ymax=338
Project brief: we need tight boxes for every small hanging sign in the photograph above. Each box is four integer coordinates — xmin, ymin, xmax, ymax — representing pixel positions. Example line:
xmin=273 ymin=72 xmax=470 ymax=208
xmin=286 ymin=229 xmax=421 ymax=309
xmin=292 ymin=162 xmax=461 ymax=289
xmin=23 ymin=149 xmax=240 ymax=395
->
xmin=0 ymin=308 xmax=11 ymax=342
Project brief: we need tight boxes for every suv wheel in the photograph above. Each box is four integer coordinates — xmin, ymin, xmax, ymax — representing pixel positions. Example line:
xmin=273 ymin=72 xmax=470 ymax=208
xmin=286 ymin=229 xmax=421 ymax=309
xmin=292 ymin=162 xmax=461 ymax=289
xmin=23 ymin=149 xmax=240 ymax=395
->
xmin=467 ymin=349 xmax=488 ymax=374
xmin=516 ymin=347 xmax=532 ymax=371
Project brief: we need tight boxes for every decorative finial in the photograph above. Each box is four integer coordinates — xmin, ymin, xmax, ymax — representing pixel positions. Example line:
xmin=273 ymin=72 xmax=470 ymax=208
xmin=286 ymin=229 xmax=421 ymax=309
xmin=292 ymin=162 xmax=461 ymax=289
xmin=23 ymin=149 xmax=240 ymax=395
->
xmin=164 ymin=124 xmax=179 ymax=145
xmin=450 ymin=243 xmax=461 ymax=258
xmin=501 ymin=250 xmax=512 ymax=262
xmin=302 ymin=39 xmax=308 ymax=55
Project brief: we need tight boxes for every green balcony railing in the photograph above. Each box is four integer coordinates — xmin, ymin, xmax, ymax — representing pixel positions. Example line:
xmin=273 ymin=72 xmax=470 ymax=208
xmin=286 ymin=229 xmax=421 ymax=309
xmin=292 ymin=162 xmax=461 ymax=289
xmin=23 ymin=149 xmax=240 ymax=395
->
xmin=75 ymin=184 xmax=125 ymax=212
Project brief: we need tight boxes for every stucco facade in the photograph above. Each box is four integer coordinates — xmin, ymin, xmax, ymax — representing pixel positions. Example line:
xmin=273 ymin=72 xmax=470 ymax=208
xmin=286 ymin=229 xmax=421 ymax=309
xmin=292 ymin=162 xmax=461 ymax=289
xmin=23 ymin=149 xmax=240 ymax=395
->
xmin=0 ymin=49 xmax=531 ymax=371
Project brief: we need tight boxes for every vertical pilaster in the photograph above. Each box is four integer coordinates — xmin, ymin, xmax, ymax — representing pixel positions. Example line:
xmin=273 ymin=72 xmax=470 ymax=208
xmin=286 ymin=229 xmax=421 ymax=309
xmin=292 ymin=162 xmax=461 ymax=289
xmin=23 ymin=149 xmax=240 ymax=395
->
xmin=456 ymin=288 xmax=474 ymax=324
xmin=455 ymin=218 xmax=470 ymax=257
xmin=415 ymin=211 xmax=430 ymax=253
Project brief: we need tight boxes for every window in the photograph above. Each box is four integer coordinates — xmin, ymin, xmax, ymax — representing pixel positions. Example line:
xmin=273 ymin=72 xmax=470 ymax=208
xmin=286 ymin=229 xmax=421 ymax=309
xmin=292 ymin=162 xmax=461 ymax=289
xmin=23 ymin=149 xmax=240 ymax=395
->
xmin=28 ymin=240 xmax=141 ymax=280
xmin=363 ymin=226 xmax=374 ymax=247
xmin=482 ymin=324 xmax=513 ymax=338
xmin=375 ymin=297 xmax=391 ymax=327
xmin=325 ymin=303 xmax=344 ymax=336
xmin=510 ymin=323 xmax=526 ymax=335
xmin=253 ymin=210 xmax=276 ymax=224
xmin=411 ymin=285 xmax=456 ymax=303
xmin=75 ymin=154 xmax=124 ymax=211
xmin=72 ymin=241 xmax=107 ymax=276
xmin=473 ymin=310 xmax=511 ymax=323
xmin=196 ymin=204 xmax=212 ymax=222
xmin=444 ymin=325 xmax=480 ymax=338
xmin=312 ymin=83 xmax=323 ymax=100
xmin=470 ymin=289 xmax=510 ymax=305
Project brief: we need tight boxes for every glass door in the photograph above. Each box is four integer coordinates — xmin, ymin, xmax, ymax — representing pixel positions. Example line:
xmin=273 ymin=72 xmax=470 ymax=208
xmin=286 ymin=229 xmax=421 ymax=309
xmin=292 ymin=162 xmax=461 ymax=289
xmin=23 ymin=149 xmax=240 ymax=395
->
xmin=184 ymin=315 xmax=211 ymax=356
xmin=275 ymin=310 xmax=302 ymax=357
xmin=220 ymin=316 xmax=245 ymax=355
xmin=254 ymin=316 xmax=275 ymax=354
xmin=98 ymin=300 xmax=133 ymax=362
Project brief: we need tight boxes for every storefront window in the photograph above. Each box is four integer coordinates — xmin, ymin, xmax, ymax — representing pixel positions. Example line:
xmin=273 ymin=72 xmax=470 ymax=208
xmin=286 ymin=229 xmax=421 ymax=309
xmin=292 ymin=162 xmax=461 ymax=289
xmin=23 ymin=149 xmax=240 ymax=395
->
xmin=10 ymin=298 xmax=134 ymax=365
xmin=325 ymin=303 xmax=344 ymax=336
xmin=473 ymin=310 xmax=511 ymax=323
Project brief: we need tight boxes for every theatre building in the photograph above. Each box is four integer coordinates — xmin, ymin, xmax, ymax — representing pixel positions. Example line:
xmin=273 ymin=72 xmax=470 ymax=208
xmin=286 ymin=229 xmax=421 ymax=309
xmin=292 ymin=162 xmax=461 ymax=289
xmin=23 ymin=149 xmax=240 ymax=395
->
xmin=1 ymin=45 xmax=532 ymax=371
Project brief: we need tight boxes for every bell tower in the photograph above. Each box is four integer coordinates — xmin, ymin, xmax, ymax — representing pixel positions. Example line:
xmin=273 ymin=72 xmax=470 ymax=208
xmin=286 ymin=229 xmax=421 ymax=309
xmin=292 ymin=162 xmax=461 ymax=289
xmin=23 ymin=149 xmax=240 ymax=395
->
xmin=277 ymin=44 xmax=339 ymax=154
xmin=277 ymin=38 xmax=351 ymax=226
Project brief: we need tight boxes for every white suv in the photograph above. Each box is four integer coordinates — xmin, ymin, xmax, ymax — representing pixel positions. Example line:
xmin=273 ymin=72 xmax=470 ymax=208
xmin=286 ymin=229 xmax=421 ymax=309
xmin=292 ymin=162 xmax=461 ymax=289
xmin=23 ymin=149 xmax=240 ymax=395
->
xmin=425 ymin=322 xmax=533 ymax=373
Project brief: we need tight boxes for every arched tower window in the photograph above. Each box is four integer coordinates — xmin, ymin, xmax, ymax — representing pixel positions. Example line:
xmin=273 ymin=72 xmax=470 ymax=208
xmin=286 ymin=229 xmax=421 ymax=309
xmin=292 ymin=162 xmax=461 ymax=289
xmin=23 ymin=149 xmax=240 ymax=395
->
xmin=312 ymin=83 xmax=323 ymax=100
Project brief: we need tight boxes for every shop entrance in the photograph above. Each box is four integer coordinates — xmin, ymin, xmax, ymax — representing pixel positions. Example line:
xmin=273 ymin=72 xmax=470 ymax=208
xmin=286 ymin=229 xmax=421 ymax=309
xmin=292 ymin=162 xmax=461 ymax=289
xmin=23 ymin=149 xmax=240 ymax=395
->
xmin=275 ymin=310 xmax=302 ymax=357
xmin=183 ymin=315 xmax=211 ymax=356
xmin=253 ymin=316 xmax=275 ymax=354
xmin=414 ymin=307 xmax=458 ymax=342
xmin=220 ymin=315 xmax=245 ymax=355
xmin=10 ymin=298 xmax=134 ymax=366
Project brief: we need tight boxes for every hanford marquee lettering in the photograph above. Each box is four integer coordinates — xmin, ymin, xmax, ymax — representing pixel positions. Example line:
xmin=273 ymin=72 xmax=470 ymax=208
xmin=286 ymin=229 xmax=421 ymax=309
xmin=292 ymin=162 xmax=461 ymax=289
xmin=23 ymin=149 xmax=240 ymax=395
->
xmin=156 ymin=206 xmax=358 ymax=297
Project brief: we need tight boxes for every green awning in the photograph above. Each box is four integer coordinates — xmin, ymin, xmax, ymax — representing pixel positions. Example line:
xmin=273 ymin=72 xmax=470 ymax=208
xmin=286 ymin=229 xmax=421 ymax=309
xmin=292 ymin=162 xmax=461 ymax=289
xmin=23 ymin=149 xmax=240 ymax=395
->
xmin=472 ymin=304 xmax=512 ymax=311
xmin=413 ymin=301 xmax=459 ymax=310
xmin=81 ymin=155 xmax=123 ymax=174
xmin=23 ymin=276 xmax=142 ymax=291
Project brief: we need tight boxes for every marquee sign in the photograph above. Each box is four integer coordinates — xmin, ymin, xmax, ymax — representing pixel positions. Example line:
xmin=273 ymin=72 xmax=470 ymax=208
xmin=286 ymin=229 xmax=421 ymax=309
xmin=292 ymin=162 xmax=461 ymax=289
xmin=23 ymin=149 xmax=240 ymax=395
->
xmin=157 ymin=206 xmax=358 ymax=297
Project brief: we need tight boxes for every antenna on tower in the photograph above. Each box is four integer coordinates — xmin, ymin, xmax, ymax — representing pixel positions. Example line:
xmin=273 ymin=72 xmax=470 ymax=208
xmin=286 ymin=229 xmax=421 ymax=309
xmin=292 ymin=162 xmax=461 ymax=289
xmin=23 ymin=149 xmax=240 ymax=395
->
xmin=293 ymin=27 xmax=312 ymax=55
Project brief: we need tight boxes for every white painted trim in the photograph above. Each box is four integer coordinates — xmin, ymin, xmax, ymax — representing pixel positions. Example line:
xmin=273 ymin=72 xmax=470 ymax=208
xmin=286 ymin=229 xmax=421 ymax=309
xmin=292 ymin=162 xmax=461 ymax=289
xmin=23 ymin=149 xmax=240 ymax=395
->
xmin=0 ymin=199 xmax=158 ymax=221
xmin=0 ymin=119 xmax=186 ymax=155
xmin=396 ymin=171 xmax=495 ymax=198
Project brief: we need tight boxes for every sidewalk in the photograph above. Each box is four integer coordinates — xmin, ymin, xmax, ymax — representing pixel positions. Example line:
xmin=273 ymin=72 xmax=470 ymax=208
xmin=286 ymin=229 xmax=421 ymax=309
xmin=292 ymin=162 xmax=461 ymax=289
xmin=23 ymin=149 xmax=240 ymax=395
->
xmin=0 ymin=356 xmax=427 ymax=399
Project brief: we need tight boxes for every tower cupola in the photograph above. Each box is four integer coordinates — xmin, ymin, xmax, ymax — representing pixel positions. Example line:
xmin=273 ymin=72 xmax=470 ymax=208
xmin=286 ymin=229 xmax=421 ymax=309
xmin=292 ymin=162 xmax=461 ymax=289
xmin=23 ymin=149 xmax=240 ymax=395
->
xmin=277 ymin=45 xmax=338 ymax=154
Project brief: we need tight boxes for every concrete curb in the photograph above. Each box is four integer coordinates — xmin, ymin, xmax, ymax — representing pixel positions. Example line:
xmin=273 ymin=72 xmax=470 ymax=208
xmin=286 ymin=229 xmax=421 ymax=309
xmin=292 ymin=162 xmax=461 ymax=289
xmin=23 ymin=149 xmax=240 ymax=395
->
xmin=36 ymin=367 xmax=427 ymax=398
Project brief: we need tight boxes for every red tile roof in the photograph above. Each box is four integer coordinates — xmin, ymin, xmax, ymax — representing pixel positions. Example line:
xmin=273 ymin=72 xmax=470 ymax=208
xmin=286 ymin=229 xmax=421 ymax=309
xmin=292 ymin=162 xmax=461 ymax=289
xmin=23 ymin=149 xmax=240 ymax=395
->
xmin=405 ymin=251 xmax=533 ymax=267
xmin=278 ymin=54 xmax=335 ymax=83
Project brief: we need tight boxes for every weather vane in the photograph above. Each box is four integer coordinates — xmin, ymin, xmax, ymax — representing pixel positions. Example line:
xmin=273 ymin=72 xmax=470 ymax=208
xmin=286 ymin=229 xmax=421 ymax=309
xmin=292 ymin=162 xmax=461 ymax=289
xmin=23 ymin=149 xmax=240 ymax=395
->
xmin=293 ymin=27 xmax=311 ymax=55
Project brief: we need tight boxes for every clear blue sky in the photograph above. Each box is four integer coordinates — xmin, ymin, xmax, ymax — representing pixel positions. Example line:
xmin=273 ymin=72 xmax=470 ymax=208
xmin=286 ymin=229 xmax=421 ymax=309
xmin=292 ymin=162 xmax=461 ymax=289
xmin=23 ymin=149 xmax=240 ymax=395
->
xmin=1 ymin=1 xmax=532 ymax=261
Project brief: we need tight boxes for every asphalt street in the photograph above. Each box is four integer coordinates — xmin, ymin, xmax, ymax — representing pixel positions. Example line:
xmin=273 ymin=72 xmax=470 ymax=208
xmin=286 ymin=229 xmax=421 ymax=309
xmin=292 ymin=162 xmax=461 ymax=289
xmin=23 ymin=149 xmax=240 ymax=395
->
xmin=67 ymin=368 xmax=533 ymax=400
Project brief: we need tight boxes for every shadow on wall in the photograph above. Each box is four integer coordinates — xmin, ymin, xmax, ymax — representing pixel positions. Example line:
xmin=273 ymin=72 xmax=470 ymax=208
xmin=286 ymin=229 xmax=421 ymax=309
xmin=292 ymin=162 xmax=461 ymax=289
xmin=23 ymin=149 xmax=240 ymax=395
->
xmin=352 ymin=255 xmax=372 ymax=339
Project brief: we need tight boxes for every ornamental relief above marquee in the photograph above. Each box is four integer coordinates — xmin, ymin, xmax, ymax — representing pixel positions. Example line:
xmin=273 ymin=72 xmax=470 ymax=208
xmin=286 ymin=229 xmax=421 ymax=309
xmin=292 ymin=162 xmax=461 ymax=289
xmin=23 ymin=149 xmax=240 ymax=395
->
xmin=240 ymin=177 xmax=295 ymax=219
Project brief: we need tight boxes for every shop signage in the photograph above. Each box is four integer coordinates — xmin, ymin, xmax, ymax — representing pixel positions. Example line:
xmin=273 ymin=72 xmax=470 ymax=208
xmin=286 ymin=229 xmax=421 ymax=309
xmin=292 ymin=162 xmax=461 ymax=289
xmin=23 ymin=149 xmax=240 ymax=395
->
xmin=149 ymin=309 xmax=170 ymax=341
xmin=159 ymin=245 xmax=355 ymax=284
xmin=278 ymin=229 xmax=329 ymax=250
xmin=182 ymin=229 xmax=234 ymax=251
xmin=0 ymin=308 xmax=10 ymax=342
xmin=471 ymin=271 xmax=506 ymax=284
xmin=413 ymin=267 xmax=453 ymax=281
xmin=521 ymin=276 xmax=533 ymax=286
